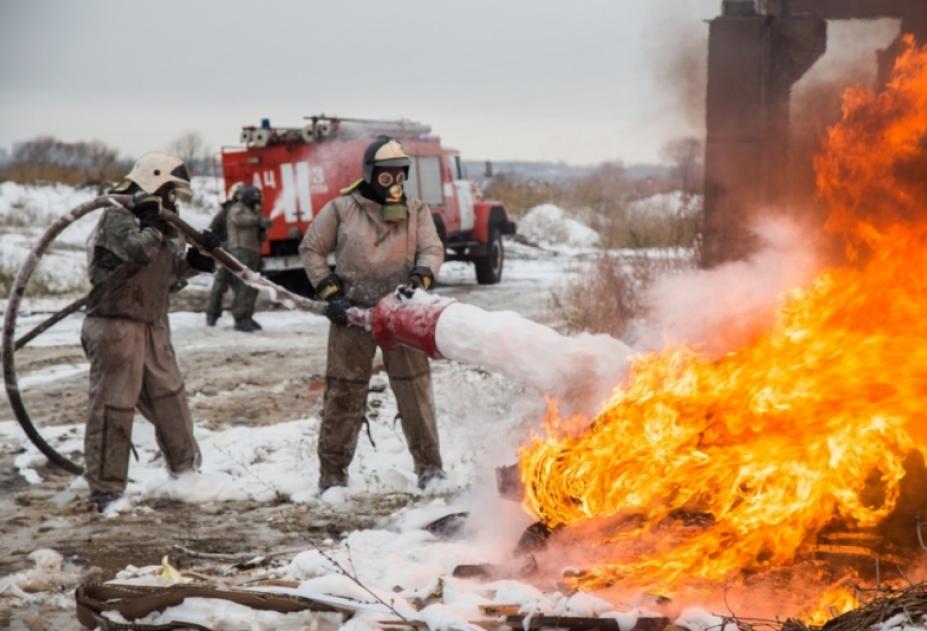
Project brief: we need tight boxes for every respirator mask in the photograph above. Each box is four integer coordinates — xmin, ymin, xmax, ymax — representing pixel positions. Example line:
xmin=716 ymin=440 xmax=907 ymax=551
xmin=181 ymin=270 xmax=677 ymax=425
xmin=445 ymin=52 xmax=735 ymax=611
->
xmin=373 ymin=167 xmax=408 ymax=222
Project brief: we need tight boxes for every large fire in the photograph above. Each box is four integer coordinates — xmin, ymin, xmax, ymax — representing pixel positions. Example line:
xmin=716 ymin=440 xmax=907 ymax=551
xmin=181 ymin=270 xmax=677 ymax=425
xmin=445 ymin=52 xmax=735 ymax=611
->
xmin=519 ymin=37 xmax=927 ymax=617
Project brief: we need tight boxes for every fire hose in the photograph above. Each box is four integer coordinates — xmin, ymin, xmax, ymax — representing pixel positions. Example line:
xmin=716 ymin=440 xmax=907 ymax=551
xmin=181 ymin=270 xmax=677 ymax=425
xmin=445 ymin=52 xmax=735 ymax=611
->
xmin=4 ymin=194 xmax=629 ymax=476
xmin=1 ymin=194 xmax=453 ymax=475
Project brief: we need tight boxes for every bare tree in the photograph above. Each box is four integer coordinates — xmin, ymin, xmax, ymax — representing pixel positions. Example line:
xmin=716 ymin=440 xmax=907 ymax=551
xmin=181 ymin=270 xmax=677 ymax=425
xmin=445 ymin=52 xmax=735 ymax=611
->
xmin=661 ymin=136 xmax=704 ymax=195
xmin=167 ymin=131 xmax=210 ymax=175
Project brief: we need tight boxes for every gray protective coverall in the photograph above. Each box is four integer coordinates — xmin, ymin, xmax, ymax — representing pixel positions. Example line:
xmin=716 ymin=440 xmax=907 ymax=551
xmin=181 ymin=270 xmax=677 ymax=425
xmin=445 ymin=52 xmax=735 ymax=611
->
xmin=205 ymin=203 xmax=233 ymax=324
xmin=299 ymin=192 xmax=445 ymax=486
xmin=225 ymin=201 xmax=262 ymax=323
xmin=82 ymin=205 xmax=201 ymax=496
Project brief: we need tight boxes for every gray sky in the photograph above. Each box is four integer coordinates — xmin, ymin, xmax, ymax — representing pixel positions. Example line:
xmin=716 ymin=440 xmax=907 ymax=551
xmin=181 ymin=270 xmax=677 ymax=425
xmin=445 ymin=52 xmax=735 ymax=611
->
xmin=0 ymin=1 xmax=727 ymax=165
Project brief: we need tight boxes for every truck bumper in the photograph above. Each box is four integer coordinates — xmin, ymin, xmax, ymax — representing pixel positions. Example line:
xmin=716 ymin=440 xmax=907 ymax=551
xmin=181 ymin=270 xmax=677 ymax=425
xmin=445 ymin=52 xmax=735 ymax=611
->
xmin=261 ymin=255 xmax=304 ymax=272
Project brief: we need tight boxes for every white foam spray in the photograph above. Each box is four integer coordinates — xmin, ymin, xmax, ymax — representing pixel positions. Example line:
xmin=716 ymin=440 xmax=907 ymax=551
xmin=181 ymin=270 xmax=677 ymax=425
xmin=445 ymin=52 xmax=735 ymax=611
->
xmin=435 ymin=302 xmax=633 ymax=414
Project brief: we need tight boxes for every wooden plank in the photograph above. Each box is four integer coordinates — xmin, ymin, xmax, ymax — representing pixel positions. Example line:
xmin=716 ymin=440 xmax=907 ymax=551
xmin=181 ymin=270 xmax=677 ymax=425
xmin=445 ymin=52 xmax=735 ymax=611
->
xmin=480 ymin=604 xmax=521 ymax=617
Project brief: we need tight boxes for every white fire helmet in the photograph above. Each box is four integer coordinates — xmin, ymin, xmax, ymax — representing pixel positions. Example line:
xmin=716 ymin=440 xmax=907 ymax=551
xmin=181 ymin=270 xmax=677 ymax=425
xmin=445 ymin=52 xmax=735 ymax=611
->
xmin=126 ymin=152 xmax=193 ymax=201
xmin=227 ymin=182 xmax=245 ymax=201
xmin=362 ymin=137 xmax=411 ymax=184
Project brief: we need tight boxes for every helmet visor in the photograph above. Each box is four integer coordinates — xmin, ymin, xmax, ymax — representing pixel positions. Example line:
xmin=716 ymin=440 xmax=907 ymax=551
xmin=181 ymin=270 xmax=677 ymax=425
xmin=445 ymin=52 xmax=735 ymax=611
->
xmin=375 ymin=157 xmax=411 ymax=169
xmin=170 ymin=163 xmax=192 ymax=183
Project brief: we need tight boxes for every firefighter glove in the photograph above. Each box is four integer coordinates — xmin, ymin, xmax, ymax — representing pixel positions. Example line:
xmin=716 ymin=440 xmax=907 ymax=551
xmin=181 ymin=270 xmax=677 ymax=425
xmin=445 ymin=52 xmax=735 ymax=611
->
xmin=409 ymin=266 xmax=434 ymax=290
xmin=185 ymin=247 xmax=216 ymax=273
xmin=131 ymin=194 xmax=168 ymax=234
xmin=325 ymin=295 xmax=351 ymax=327
xmin=198 ymin=229 xmax=222 ymax=252
xmin=315 ymin=273 xmax=344 ymax=301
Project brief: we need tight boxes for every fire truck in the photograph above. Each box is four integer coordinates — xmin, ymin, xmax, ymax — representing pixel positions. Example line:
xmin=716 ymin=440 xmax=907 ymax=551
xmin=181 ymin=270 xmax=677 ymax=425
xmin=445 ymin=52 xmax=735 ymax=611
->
xmin=219 ymin=115 xmax=516 ymax=295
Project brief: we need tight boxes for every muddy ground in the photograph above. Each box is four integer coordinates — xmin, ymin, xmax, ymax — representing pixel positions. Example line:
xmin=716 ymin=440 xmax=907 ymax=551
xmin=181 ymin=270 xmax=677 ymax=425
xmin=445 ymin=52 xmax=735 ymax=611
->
xmin=0 ymin=247 xmax=585 ymax=629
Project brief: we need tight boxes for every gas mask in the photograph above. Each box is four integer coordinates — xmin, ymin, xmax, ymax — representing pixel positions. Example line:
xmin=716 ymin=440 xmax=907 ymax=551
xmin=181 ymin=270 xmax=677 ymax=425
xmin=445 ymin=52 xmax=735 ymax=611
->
xmin=373 ymin=167 xmax=408 ymax=222
xmin=156 ymin=183 xmax=192 ymax=238
xmin=162 ymin=184 xmax=193 ymax=213
xmin=239 ymin=186 xmax=263 ymax=213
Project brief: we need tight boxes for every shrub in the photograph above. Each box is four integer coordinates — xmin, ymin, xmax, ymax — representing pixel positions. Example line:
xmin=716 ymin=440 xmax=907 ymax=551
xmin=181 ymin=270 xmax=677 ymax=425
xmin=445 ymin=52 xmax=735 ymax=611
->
xmin=550 ymin=253 xmax=690 ymax=339
xmin=0 ymin=136 xmax=129 ymax=186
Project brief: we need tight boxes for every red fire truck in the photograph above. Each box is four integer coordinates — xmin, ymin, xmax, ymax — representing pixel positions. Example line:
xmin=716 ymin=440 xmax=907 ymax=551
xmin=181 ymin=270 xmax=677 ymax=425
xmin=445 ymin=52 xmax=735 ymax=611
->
xmin=220 ymin=115 xmax=516 ymax=295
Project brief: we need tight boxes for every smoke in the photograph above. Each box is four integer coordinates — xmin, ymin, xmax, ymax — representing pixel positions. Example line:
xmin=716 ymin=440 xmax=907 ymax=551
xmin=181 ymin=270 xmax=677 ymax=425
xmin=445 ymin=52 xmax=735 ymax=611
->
xmin=655 ymin=19 xmax=708 ymax=136
xmin=632 ymin=217 xmax=821 ymax=357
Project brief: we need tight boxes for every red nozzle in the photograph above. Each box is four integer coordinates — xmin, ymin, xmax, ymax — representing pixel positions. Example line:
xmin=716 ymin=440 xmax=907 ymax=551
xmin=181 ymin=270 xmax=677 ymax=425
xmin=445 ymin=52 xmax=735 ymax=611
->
xmin=370 ymin=293 xmax=454 ymax=359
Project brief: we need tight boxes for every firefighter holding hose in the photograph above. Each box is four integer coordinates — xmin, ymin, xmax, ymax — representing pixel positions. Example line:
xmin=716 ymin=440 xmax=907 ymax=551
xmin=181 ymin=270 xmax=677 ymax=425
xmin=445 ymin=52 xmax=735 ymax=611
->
xmin=299 ymin=136 xmax=446 ymax=491
xmin=81 ymin=152 xmax=220 ymax=511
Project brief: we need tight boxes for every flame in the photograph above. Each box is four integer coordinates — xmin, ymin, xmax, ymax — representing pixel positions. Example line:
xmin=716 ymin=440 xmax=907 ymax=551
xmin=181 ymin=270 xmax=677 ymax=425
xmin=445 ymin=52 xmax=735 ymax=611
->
xmin=804 ymin=585 xmax=859 ymax=627
xmin=519 ymin=36 xmax=927 ymax=613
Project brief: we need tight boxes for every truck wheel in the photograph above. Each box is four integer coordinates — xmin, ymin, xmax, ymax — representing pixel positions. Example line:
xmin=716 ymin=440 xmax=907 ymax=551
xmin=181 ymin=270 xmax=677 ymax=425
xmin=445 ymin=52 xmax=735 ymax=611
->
xmin=475 ymin=228 xmax=504 ymax=284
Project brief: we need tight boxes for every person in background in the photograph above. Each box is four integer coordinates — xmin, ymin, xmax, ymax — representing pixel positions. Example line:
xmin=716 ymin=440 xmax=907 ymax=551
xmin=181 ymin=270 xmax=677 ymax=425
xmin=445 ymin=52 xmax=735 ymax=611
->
xmin=205 ymin=182 xmax=243 ymax=327
xmin=224 ymin=185 xmax=270 ymax=332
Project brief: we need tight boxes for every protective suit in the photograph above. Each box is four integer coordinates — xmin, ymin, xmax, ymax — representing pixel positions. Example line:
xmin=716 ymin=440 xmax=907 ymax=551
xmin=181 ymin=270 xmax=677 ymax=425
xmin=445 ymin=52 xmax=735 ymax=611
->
xmin=299 ymin=137 xmax=445 ymax=489
xmin=81 ymin=152 xmax=215 ymax=509
xmin=217 ymin=186 xmax=267 ymax=332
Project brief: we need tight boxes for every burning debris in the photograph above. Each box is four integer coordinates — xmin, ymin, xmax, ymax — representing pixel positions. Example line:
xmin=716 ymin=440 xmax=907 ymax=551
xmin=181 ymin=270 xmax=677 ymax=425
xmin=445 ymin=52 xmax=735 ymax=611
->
xmin=516 ymin=37 xmax=927 ymax=622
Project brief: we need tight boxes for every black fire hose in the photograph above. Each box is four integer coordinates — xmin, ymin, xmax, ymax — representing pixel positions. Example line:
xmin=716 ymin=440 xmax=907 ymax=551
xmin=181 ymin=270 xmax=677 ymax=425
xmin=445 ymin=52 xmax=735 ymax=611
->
xmin=1 ymin=196 xmax=114 ymax=475
xmin=2 ymin=194 xmax=331 ymax=476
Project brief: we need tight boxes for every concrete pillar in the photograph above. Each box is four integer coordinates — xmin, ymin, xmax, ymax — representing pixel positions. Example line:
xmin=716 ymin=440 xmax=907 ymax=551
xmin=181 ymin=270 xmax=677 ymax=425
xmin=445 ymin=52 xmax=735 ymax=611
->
xmin=701 ymin=3 xmax=825 ymax=267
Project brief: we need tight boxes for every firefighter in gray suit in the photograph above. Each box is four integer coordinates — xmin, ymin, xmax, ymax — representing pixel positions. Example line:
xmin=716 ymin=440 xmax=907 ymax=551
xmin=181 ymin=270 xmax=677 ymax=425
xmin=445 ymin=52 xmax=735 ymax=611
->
xmin=82 ymin=152 xmax=220 ymax=511
xmin=300 ymin=137 xmax=446 ymax=491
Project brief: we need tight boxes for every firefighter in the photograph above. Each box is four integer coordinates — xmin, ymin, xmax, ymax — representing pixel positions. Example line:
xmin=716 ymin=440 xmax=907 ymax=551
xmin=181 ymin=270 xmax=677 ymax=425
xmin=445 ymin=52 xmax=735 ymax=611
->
xmin=299 ymin=136 xmax=446 ymax=491
xmin=225 ymin=185 xmax=268 ymax=332
xmin=205 ymin=182 xmax=243 ymax=327
xmin=82 ymin=152 xmax=221 ymax=511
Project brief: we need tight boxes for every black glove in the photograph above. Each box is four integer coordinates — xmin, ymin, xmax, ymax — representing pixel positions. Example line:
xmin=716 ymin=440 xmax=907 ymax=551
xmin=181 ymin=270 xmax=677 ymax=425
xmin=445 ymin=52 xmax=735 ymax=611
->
xmin=131 ymin=193 xmax=168 ymax=234
xmin=325 ymin=294 xmax=351 ymax=327
xmin=316 ymin=274 xmax=349 ymax=325
xmin=185 ymin=247 xmax=216 ymax=273
xmin=198 ymin=229 xmax=222 ymax=252
xmin=409 ymin=266 xmax=435 ymax=290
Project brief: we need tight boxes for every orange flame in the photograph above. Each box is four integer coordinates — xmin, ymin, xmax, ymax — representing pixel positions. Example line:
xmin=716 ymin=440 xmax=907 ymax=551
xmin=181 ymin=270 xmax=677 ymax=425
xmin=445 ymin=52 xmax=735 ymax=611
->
xmin=519 ymin=36 xmax=927 ymax=611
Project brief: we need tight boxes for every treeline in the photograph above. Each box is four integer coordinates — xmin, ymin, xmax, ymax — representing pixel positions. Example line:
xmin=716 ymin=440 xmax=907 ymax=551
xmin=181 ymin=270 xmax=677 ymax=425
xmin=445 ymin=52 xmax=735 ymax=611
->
xmin=0 ymin=137 xmax=131 ymax=187
xmin=0 ymin=132 xmax=213 ymax=187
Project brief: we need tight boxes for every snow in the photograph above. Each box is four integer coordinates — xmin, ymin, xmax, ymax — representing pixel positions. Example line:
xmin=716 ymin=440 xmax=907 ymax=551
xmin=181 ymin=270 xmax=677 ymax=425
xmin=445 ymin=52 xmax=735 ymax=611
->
xmin=674 ymin=608 xmax=739 ymax=631
xmin=874 ymin=613 xmax=927 ymax=631
xmin=628 ymin=191 xmax=702 ymax=218
xmin=518 ymin=203 xmax=600 ymax=249
xmin=102 ymin=597 xmax=334 ymax=631
xmin=0 ymin=548 xmax=77 ymax=602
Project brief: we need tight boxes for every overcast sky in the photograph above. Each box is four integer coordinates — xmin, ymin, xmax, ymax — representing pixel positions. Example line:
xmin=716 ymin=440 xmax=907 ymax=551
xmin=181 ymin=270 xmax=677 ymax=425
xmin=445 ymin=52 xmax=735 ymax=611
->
xmin=0 ymin=1 xmax=779 ymax=165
